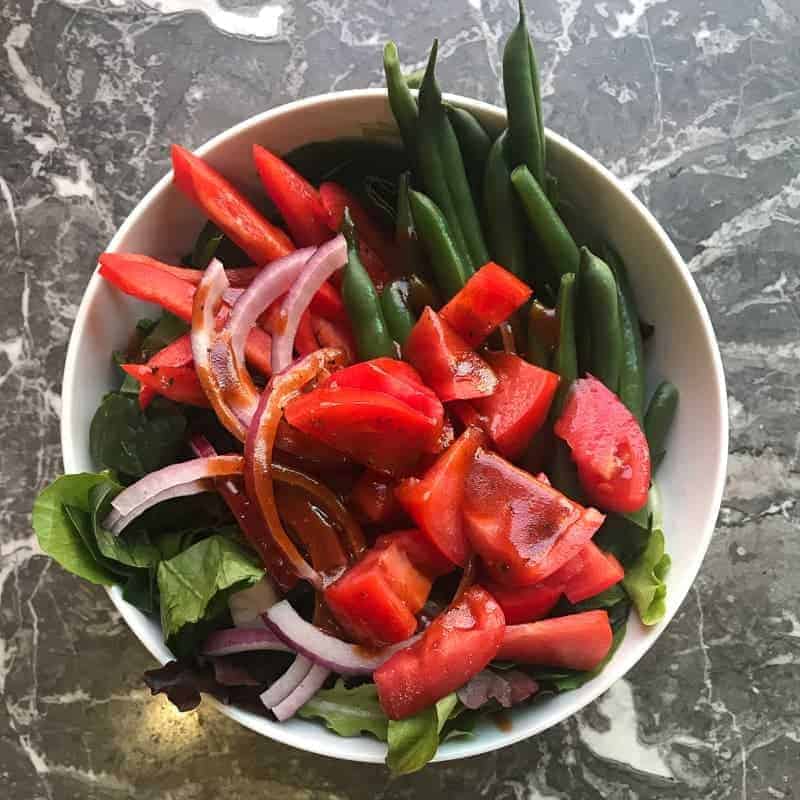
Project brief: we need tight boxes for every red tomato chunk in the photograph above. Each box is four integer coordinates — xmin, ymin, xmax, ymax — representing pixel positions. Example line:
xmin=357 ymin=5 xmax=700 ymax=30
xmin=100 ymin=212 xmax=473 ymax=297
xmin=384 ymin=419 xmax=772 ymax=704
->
xmin=554 ymin=376 xmax=651 ymax=513
xmin=498 ymin=610 xmax=613 ymax=671
xmin=439 ymin=262 xmax=532 ymax=348
xmin=395 ymin=426 xmax=485 ymax=566
xmin=374 ymin=586 xmax=506 ymax=719
xmin=463 ymin=449 xmax=605 ymax=586
xmin=404 ymin=308 xmax=498 ymax=402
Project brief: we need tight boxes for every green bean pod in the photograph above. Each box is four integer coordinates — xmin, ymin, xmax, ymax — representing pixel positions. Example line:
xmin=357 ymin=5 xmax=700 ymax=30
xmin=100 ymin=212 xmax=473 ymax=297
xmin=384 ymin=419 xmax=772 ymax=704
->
xmin=526 ymin=330 xmax=550 ymax=369
xmin=483 ymin=131 xmax=528 ymax=281
xmin=551 ymin=272 xmax=577 ymax=418
xmin=644 ymin=381 xmax=679 ymax=471
xmin=446 ymin=105 xmax=493 ymax=204
xmin=503 ymin=0 xmax=546 ymax=185
xmin=395 ymin=172 xmax=430 ymax=278
xmin=383 ymin=43 xmax=419 ymax=161
xmin=380 ymin=279 xmax=418 ymax=346
xmin=417 ymin=40 xmax=489 ymax=269
xmin=409 ymin=190 xmax=473 ymax=300
xmin=341 ymin=209 xmax=396 ymax=360
xmin=511 ymin=165 xmax=579 ymax=280
xmin=603 ymin=245 xmax=645 ymax=421
xmin=581 ymin=247 xmax=623 ymax=393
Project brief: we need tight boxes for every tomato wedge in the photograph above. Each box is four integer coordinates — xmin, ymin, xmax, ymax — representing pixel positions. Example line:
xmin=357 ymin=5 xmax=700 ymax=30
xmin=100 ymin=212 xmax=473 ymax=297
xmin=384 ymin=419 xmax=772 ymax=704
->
xmin=439 ymin=262 xmax=532 ymax=348
xmin=554 ymin=375 xmax=651 ymax=513
xmin=394 ymin=426 xmax=484 ymax=566
xmin=121 ymin=364 xmax=208 ymax=408
xmin=252 ymin=145 xmax=332 ymax=247
xmin=311 ymin=315 xmax=357 ymax=365
xmin=484 ymin=581 xmax=562 ymax=625
xmin=284 ymin=387 xmax=437 ymax=475
xmin=455 ymin=353 xmax=560 ymax=459
xmin=98 ymin=253 xmax=273 ymax=376
xmin=463 ymin=449 xmax=605 ymax=586
xmin=350 ymin=470 xmax=400 ymax=525
xmin=323 ymin=358 xmax=443 ymax=451
xmin=171 ymin=145 xmax=294 ymax=264
xmin=404 ymin=307 xmax=498 ymax=402
xmin=136 ymin=333 xmax=194 ymax=409
xmin=325 ymin=540 xmax=432 ymax=645
xmin=560 ymin=542 xmax=624 ymax=604
xmin=374 ymin=586 xmax=506 ymax=719
xmin=373 ymin=528 xmax=455 ymax=579
xmin=498 ymin=610 xmax=613 ymax=671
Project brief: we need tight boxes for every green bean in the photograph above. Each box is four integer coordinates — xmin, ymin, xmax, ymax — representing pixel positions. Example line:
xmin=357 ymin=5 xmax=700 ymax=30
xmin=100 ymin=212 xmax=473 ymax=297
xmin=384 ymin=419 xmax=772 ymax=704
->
xmin=511 ymin=165 xmax=579 ymax=280
xmin=483 ymin=131 xmax=528 ymax=281
xmin=526 ymin=329 xmax=550 ymax=369
xmin=380 ymin=279 xmax=417 ymax=346
xmin=551 ymin=272 xmax=577 ymax=417
xmin=395 ymin=172 xmax=429 ymax=278
xmin=417 ymin=40 xmax=489 ymax=269
xmin=581 ymin=247 xmax=623 ymax=393
xmin=341 ymin=209 xmax=396 ymax=360
xmin=446 ymin=105 xmax=493 ymax=204
xmin=409 ymin=190 xmax=472 ymax=300
xmin=503 ymin=0 xmax=546 ymax=185
xmin=191 ymin=223 xmax=224 ymax=269
xmin=644 ymin=381 xmax=679 ymax=471
xmin=383 ymin=42 xmax=419 ymax=160
xmin=406 ymin=273 xmax=441 ymax=312
xmin=549 ymin=439 xmax=585 ymax=503
xmin=602 ymin=244 xmax=645 ymax=421
xmin=526 ymin=300 xmax=557 ymax=368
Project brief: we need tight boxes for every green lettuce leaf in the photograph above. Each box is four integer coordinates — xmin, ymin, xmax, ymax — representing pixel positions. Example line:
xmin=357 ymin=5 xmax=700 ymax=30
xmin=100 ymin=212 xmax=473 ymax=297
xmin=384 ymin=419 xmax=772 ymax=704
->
xmin=157 ymin=535 xmax=264 ymax=653
xmin=90 ymin=393 xmax=187 ymax=478
xmin=623 ymin=529 xmax=671 ymax=625
xmin=298 ymin=680 xmax=389 ymax=740
xmin=386 ymin=693 xmax=458 ymax=775
xmin=32 ymin=473 xmax=118 ymax=585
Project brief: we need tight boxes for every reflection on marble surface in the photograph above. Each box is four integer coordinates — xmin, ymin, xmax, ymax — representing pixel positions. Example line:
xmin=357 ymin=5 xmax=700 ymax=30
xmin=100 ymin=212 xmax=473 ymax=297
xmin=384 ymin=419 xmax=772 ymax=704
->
xmin=1 ymin=0 xmax=798 ymax=797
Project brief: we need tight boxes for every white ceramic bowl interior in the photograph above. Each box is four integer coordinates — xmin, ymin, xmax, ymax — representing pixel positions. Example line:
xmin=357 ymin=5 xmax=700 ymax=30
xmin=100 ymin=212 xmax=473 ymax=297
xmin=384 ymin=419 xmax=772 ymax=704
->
xmin=61 ymin=90 xmax=728 ymax=764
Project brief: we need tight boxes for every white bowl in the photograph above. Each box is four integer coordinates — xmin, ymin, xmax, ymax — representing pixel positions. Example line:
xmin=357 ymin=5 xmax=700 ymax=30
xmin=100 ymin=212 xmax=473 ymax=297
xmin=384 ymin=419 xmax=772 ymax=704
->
xmin=61 ymin=90 xmax=728 ymax=764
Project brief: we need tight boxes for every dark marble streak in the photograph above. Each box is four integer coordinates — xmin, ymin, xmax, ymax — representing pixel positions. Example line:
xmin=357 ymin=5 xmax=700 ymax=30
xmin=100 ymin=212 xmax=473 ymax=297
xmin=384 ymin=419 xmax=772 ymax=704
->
xmin=1 ymin=0 xmax=799 ymax=797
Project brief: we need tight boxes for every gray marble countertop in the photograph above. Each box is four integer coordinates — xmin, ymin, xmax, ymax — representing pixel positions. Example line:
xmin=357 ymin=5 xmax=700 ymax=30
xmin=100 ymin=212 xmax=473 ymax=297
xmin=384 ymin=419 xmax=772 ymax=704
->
xmin=2 ymin=0 xmax=799 ymax=797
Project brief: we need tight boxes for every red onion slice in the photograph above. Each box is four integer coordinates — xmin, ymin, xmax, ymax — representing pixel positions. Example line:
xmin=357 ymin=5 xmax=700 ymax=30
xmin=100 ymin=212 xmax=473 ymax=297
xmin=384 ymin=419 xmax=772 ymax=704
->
xmin=263 ymin=600 xmax=420 ymax=676
xmin=271 ymin=236 xmax=347 ymax=373
xmin=228 ymin=247 xmax=315 ymax=372
xmin=270 ymin=664 xmax=330 ymax=721
xmin=201 ymin=626 xmax=291 ymax=657
xmin=260 ymin=654 xmax=313 ymax=709
xmin=104 ymin=455 xmax=244 ymax=534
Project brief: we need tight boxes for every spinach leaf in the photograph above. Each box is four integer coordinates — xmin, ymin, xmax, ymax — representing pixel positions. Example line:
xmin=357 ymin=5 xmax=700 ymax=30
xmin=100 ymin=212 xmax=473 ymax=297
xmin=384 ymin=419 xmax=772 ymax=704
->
xmin=386 ymin=693 xmax=458 ymax=775
xmin=623 ymin=529 xmax=670 ymax=625
xmin=139 ymin=313 xmax=189 ymax=360
xmin=298 ymin=680 xmax=389 ymax=740
xmin=90 ymin=393 xmax=187 ymax=478
xmin=32 ymin=473 xmax=118 ymax=585
xmin=157 ymin=535 xmax=264 ymax=656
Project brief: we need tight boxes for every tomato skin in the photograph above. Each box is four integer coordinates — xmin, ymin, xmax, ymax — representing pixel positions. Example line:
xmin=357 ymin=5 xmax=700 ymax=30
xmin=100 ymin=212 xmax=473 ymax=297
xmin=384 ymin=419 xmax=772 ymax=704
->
xmin=251 ymin=145 xmax=332 ymax=247
xmin=463 ymin=449 xmax=605 ymax=586
xmin=323 ymin=358 xmax=444 ymax=451
xmin=284 ymin=388 xmax=436 ymax=475
xmin=404 ymin=308 xmax=498 ymax=402
xmin=350 ymin=470 xmax=400 ymax=525
xmin=560 ymin=542 xmax=624 ymax=604
xmin=374 ymin=529 xmax=455 ymax=579
xmin=395 ymin=427 xmax=485 ymax=566
xmin=554 ymin=376 xmax=651 ymax=513
xmin=485 ymin=581 xmax=561 ymax=624
xmin=497 ymin=610 xmax=613 ymax=671
xmin=311 ymin=315 xmax=357 ymax=365
xmin=325 ymin=541 xmax=432 ymax=646
xmin=122 ymin=364 xmax=209 ymax=408
xmin=457 ymin=353 xmax=560 ymax=459
xmin=171 ymin=145 xmax=295 ymax=263
xmin=137 ymin=333 xmax=194 ymax=409
xmin=374 ymin=586 xmax=506 ymax=719
xmin=439 ymin=262 xmax=532 ymax=348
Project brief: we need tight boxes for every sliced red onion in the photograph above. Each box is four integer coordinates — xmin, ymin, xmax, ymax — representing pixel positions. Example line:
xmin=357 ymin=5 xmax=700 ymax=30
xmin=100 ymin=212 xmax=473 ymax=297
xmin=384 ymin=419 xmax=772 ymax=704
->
xmin=260 ymin=654 xmax=313 ymax=709
xmin=228 ymin=577 xmax=280 ymax=629
xmin=223 ymin=287 xmax=245 ymax=306
xmin=264 ymin=600 xmax=420 ymax=676
xmin=106 ymin=479 xmax=213 ymax=535
xmin=270 ymin=664 xmax=330 ymax=721
xmin=271 ymin=236 xmax=347 ymax=373
xmin=210 ymin=657 xmax=262 ymax=687
xmin=104 ymin=456 xmax=243 ymax=534
xmin=228 ymin=247 xmax=315 ymax=371
xmin=201 ymin=626 xmax=290 ymax=657
xmin=457 ymin=669 xmax=539 ymax=710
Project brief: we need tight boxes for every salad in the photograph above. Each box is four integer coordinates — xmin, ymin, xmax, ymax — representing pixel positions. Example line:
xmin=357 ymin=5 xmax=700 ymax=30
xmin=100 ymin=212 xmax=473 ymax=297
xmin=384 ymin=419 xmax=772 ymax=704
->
xmin=33 ymin=3 xmax=678 ymax=775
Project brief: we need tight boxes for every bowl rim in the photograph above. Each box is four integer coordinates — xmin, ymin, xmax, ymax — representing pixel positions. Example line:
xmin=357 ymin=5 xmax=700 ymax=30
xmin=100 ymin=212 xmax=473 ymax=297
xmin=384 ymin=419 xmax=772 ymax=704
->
xmin=60 ymin=88 xmax=728 ymax=764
